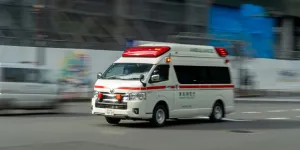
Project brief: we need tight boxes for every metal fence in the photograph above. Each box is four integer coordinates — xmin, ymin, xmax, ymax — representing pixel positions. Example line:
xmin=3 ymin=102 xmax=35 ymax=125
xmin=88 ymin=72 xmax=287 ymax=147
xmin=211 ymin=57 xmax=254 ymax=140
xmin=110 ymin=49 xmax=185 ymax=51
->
xmin=0 ymin=0 xmax=210 ymax=50
xmin=1 ymin=0 xmax=300 ymax=61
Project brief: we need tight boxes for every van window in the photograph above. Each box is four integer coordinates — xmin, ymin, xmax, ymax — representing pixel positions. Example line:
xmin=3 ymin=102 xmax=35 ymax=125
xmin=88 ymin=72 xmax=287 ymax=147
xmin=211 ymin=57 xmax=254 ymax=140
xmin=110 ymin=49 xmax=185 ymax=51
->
xmin=2 ymin=68 xmax=25 ymax=82
xmin=149 ymin=65 xmax=169 ymax=83
xmin=40 ymin=69 xmax=56 ymax=84
xmin=1 ymin=68 xmax=54 ymax=84
xmin=102 ymin=63 xmax=153 ymax=80
xmin=174 ymin=66 xmax=231 ymax=84
xmin=25 ymin=68 xmax=39 ymax=82
xmin=207 ymin=67 xmax=231 ymax=84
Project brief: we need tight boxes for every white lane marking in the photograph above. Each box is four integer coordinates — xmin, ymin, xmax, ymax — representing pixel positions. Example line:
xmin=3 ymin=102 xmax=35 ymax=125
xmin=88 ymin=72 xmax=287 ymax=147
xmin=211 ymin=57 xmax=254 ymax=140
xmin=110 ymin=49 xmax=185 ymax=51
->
xmin=265 ymin=117 xmax=290 ymax=120
xmin=292 ymin=109 xmax=300 ymax=111
xmin=241 ymin=111 xmax=261 ymax=114
xmin=223 ymin=118 xmax=252 ymax=122
xmin=267 ymin=110 xmax=287 ymax=113
xmin=296 ymin=116 xmax=300 ymax=118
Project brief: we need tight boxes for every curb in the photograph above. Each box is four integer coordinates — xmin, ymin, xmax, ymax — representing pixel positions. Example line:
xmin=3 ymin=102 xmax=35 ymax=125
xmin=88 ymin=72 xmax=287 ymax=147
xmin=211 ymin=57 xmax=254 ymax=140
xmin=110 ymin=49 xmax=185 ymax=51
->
xmin=235 ymin=98 xmax=300 ymax=103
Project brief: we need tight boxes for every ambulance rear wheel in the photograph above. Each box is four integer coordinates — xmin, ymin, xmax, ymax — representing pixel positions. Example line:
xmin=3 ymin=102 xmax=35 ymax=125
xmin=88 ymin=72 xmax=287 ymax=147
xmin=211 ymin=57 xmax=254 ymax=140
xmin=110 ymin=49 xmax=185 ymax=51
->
xmin=150 ymin=104 xmax=167 ymax=127
xmin=209 ymin=101 xmax=224 ymax=122
xmin=105 ymin=117 xmax=121 ymax=125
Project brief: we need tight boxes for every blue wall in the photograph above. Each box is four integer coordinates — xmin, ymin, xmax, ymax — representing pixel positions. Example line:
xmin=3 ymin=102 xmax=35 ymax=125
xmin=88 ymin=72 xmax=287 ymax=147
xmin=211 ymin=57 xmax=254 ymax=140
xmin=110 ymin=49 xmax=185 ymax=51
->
xmin=208 ymin=4 xmax=275 ymax=58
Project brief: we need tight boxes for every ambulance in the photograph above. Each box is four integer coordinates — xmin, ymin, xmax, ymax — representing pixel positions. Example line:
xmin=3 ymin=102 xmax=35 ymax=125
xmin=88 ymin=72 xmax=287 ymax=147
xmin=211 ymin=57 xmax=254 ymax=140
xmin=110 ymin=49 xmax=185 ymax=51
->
xmin=91 ymin=42 xmax=234 ymax=127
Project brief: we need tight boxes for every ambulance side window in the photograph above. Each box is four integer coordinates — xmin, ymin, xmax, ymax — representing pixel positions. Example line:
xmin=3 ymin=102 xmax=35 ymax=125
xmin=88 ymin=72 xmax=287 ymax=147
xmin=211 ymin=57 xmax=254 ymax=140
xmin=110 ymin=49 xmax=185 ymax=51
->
xmin=149 ymin=65 xmax=169 ymax=83
xmin=174 ymin=66 xmax=206 ymax=84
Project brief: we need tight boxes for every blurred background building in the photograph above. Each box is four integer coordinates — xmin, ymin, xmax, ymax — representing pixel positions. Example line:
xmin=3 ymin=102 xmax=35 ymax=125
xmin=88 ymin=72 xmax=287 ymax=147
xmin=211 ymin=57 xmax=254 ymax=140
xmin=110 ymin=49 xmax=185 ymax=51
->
xmin=0 ymin=0 xmax=300 ymax=59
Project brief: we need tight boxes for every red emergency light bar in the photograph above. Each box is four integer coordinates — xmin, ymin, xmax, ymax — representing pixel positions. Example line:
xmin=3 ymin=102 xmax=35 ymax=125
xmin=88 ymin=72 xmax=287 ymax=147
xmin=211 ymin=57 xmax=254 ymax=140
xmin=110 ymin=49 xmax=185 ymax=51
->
xmin=215 ymin=47 xmax=228 ymax=57
xmin=122 ymin=46 xmax=171 ymax=57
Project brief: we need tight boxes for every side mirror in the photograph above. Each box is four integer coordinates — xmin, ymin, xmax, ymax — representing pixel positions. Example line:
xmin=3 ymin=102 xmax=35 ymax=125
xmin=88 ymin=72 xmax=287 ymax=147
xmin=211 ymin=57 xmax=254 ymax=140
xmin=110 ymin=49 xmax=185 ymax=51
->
xmin=97 ymin=72 xmax=102 ymax=79
xmin=140 ymin=74 xmax=146 ymax=87
xmin=150 ymin=74 xmax=160 ymax=82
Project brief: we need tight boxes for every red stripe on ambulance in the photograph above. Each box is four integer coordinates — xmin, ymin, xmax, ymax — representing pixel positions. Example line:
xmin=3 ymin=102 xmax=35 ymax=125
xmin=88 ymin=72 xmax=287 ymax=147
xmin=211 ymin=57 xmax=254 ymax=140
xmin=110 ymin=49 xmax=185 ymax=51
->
xmin=94 ymin=84 xmax=234 ymax=90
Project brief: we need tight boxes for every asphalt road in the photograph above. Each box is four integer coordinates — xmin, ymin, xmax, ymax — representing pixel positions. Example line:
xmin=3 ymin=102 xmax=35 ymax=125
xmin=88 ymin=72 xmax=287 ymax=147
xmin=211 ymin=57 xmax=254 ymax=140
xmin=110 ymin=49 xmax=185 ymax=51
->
xmin=1 ymin=101 xmax=300 ymax=150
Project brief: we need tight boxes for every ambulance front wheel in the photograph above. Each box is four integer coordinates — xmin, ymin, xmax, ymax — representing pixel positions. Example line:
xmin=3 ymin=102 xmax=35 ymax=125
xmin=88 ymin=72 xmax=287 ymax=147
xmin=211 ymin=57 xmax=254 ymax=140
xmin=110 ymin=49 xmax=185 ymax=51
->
xmin=105 ymin=117 xmax=121 ymax=125
xmin=150 ymin=104 xmax=167 ymax=127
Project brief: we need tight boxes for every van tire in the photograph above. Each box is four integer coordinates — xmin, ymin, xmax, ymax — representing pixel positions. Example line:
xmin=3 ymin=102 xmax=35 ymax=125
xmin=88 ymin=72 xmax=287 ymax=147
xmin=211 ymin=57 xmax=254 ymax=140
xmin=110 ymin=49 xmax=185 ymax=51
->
xmin=105 ymin=117 xmax=121 ymax=125
xmin=209 ymin=101 xmax=224 ymax=122
xmin=150 ymin=104 xmax=167 ymax=127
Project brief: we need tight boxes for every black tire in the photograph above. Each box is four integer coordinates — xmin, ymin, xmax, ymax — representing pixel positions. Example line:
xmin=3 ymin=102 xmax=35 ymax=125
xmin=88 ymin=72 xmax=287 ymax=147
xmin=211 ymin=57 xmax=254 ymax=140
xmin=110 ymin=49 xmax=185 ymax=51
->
xmin=150 ymin=104 xmax=167 ymax=127
xmin=209 ymin=101 xmax=224 ymax=122
xmin=105 ymin=117 xmax=121 ymax=125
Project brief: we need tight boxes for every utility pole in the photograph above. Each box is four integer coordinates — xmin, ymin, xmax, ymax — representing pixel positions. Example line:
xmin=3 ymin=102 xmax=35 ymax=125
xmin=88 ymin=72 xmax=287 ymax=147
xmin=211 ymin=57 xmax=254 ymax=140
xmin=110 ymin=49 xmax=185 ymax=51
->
xmin=32 ymin=0 xmax=46 ymax=66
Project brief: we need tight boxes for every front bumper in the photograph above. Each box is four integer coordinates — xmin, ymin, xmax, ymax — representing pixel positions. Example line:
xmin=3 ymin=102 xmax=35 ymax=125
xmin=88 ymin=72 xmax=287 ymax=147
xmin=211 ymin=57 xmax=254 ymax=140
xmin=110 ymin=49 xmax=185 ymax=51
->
xmin=91 ymin=97 xmax=152 ymax=119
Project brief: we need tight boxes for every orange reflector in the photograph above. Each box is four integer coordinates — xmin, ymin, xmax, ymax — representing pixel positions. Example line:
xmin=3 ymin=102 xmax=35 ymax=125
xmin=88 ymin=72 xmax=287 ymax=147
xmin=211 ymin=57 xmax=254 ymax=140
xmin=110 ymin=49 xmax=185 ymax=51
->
xmin=97 ymin=93 xmax=103 ymax=99
xmin=116 ymin=94 xmax=122 ymax=101
xmin=166 ymin=57 xmax=171 ymax=63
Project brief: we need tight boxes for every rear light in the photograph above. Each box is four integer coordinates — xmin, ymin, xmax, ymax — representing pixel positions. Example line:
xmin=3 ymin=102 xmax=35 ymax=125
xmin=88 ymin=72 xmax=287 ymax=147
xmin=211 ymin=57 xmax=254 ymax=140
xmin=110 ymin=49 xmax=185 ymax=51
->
xmin=97 ymin=93 xmax=103 ymax=99
xmin=215 ymin=47 xmax=228 ymax=57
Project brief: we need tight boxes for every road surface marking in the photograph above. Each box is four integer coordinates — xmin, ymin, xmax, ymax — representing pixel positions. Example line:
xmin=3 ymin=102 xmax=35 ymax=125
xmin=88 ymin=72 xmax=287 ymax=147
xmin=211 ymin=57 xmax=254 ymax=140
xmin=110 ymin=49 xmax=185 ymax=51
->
xmin=241 ymin=111 xmax=261 ymax=114
xmin=267 ymin=110 xmax=287 ymax=113
xmin=296 ymin=116 xmax=300 ymax=118
xmin=292 ymin=109 xmax=300 ymax=111
xmin=265 ymin=117 xmax=290 ymax=120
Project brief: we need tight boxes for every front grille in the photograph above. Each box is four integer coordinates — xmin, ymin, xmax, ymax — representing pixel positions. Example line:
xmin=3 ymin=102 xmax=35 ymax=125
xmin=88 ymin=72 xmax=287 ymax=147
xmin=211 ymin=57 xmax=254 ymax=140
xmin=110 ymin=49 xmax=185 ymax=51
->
xmin=95 ymin=92 xmax=127 ymax=110
xmin=95 ymin=103 xmax=127 ymax=110
xmin=98 ymin=92 xmax=128 ymax=101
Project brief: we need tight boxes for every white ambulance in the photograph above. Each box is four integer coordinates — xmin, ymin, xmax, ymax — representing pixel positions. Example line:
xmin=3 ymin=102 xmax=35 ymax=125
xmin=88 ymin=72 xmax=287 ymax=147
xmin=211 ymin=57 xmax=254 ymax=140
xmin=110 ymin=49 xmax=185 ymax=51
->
xmin=92 ymin=43 xmax=234 ymax=127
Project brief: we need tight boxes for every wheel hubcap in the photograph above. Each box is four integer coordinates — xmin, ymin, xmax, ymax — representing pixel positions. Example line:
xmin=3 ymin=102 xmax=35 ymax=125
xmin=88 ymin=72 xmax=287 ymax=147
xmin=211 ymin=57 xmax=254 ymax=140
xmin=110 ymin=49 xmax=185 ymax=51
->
xmin=156 ymin=109 xmax=165 ymax=124
xmin=214 ymin=106 xmax=223 ymax=120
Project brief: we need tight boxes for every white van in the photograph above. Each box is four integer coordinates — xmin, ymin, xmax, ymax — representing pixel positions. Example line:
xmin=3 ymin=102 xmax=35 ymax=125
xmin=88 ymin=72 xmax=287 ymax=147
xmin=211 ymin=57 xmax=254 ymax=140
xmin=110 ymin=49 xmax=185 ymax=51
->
xmin=0 ymin=63 xmax=61 ymax=111
xmin=92 ymin=43 xmax=234 ymax=127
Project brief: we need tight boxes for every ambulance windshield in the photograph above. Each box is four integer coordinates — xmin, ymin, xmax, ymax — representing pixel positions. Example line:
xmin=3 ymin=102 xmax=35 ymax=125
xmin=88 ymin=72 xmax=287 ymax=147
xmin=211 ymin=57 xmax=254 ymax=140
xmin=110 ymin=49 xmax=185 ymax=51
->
xmin=101 ymin=63 xmax=153 ymax=80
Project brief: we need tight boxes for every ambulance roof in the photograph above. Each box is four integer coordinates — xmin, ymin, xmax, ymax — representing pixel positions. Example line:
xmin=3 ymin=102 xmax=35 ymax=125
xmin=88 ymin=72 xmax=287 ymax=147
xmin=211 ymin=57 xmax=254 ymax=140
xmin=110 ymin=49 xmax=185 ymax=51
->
xmin=115 ymin=43 xmax=228 ymax=64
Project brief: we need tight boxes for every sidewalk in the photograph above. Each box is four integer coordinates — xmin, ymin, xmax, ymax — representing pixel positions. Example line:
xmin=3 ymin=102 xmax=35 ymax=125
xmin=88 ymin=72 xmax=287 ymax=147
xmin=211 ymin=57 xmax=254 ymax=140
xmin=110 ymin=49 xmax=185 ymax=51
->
xmin=235 ymin=89 xmax=300 ymax=98
xmin=235 ymin=97 xmax=300 ymax=103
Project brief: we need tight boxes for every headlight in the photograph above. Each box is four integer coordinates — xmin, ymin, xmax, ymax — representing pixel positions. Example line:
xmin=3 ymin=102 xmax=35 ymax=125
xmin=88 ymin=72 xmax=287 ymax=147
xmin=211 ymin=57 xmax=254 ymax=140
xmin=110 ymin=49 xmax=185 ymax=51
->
xmin=93 ymin=90 xmax=99 ymax=98
xmin=129 ymin=92 xmax=146 ymax=100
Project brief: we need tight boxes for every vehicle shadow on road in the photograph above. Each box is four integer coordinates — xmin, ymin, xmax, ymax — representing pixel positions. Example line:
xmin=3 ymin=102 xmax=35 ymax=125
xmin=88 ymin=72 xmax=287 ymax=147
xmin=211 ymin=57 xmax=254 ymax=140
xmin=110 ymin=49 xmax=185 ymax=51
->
xmin=109 ymin=118 xmax=224 ymax=129
xmin=112 ymin=119 xmax=300 ymax=131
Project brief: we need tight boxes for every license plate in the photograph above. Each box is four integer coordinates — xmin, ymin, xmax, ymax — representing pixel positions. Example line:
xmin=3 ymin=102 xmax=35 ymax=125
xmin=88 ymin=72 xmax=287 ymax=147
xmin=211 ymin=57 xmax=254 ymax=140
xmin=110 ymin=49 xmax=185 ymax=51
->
xmin=105 ymin=109 xmax=114 ymax=116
